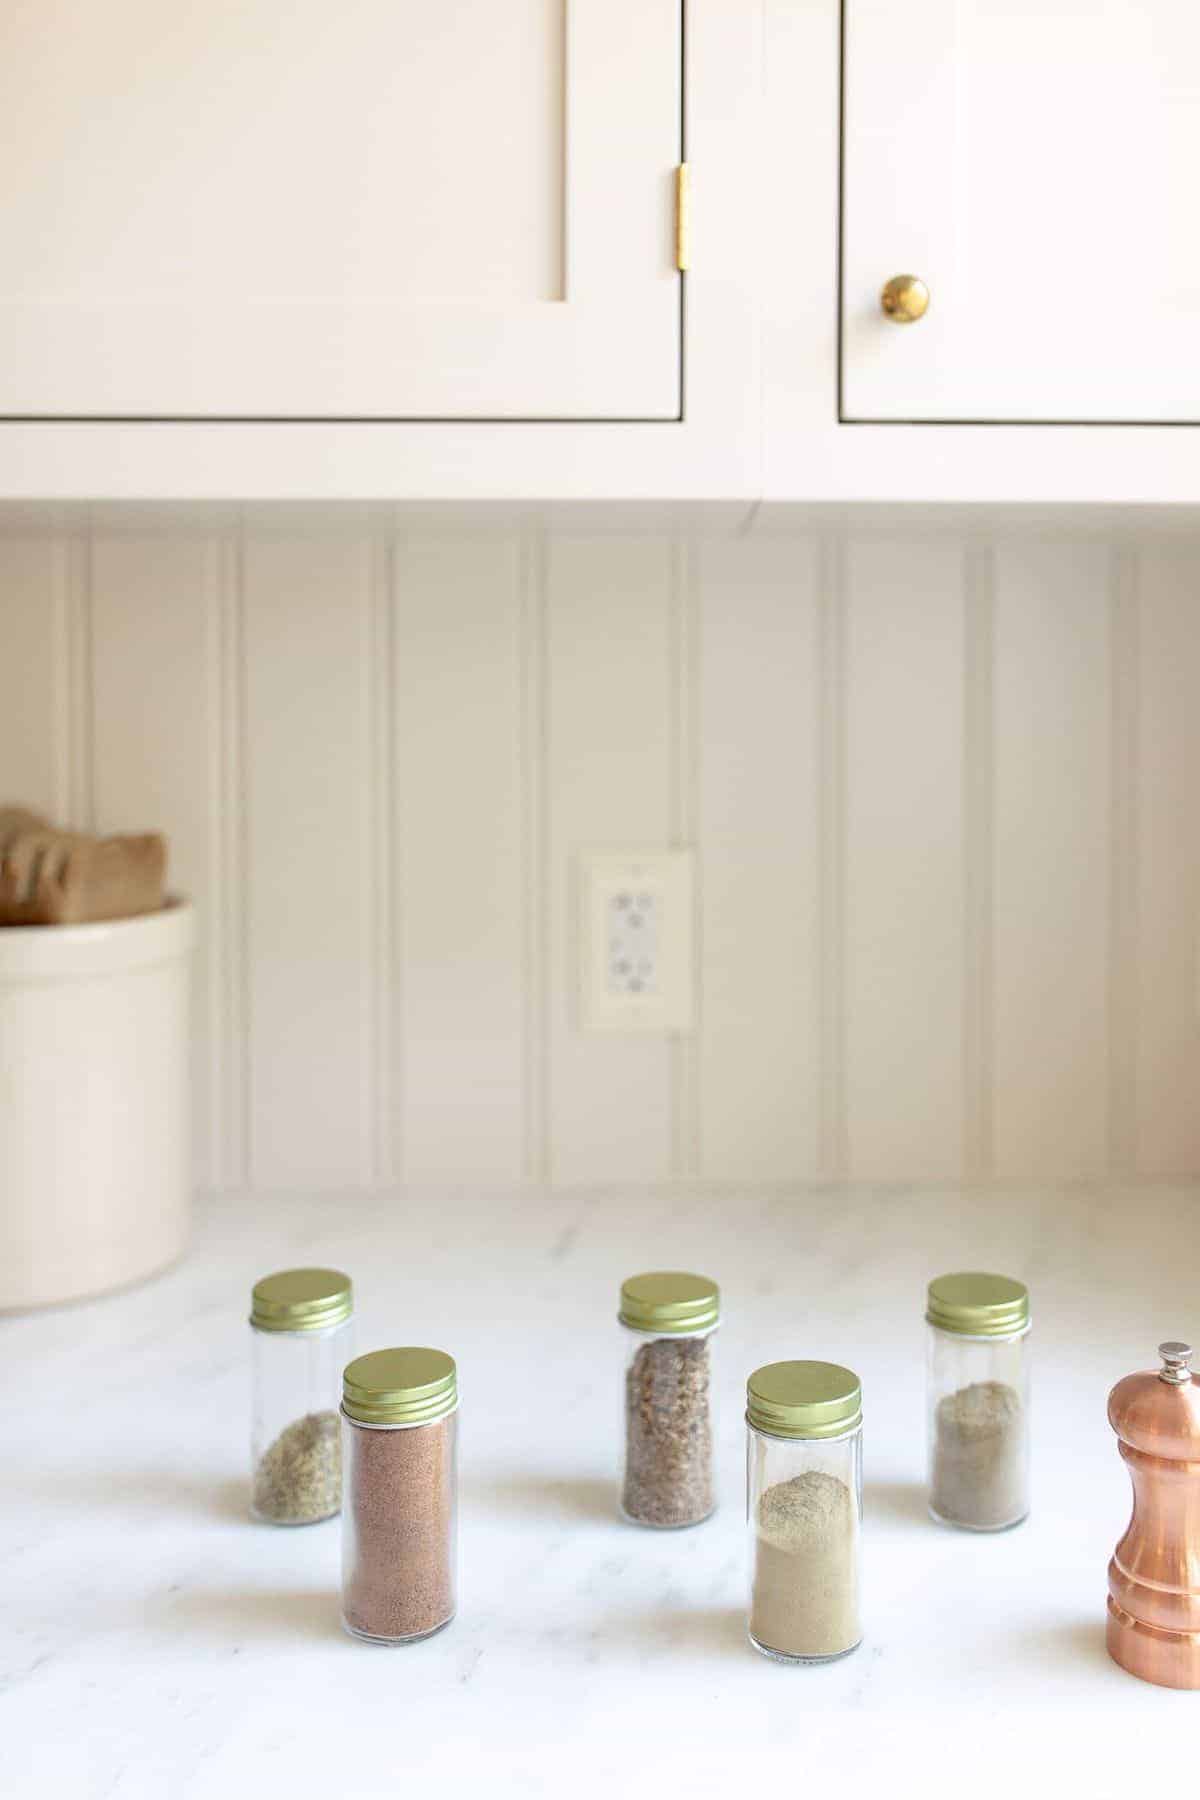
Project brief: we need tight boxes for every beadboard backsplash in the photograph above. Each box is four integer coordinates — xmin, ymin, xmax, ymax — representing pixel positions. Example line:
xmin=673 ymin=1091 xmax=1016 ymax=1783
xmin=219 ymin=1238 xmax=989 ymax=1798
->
xmin=2 ymin=509 xmax=1198 ymax=1188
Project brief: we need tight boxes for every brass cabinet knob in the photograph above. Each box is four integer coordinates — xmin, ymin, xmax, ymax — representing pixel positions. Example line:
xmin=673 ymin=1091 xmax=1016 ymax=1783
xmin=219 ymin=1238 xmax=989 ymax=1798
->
xmin=880 ymin=275 xmax=930 ymax=323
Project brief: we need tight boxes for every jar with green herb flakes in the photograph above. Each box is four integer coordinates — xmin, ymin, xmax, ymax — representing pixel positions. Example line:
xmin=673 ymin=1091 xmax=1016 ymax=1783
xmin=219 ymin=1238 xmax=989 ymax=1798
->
xmin=926 ymin=1271 xmax=1030 ymax=1531
xmin=619 ymin=1271 xmax=719 ymax=1528
xmin=250 ymin=1267 xmax=353 ymax=1525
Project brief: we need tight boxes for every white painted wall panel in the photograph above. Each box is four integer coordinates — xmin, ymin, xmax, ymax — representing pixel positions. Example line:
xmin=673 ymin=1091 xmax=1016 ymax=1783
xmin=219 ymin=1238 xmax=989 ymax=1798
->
xmin=992 ymin=543 xmax=1112 ymax=1177
xmin=695 ymin=536 xmax=821 ymax=1180
xmin=2 ymin=510 xmax=1198 ymax=1188
xmin=844 ymin=539 xmax=966 ymax=1178
xmin=90 ymin=533 xmax=221 ymax=1185
xmin=392 ymin=534 xmax=526 ymax=1182
xmin=1135 ymin=548 xmax=1200 ymax=1175
xmin=545 ymin=536 xmax=675 ymax=1184
xmin=0 ymin=537 xmax=67 ymax=818
xmin=242 ymin=532 xmax=374 ymax=1187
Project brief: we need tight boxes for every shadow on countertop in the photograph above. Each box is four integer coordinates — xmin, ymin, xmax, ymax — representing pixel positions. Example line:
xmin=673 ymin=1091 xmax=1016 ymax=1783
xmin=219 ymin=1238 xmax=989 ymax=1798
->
xmin=7 ymin=1469 xmax=253 ymax=1528
xmin=463 ymin=1470 xmax=614 ymax=1526
xmin=863 ymin=1479 xmax=927 ymax=1526
xmin=143 ymin=1584 xmax=342 ymax=1646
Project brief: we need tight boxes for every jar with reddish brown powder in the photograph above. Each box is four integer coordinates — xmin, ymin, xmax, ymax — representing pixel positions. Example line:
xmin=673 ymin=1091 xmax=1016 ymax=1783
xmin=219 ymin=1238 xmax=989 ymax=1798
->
xmin=340 ymin=1347 xmax=459 ymax=1645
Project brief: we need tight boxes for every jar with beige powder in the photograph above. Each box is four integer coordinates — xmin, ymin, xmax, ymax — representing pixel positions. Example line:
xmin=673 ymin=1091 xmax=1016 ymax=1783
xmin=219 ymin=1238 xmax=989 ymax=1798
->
xmin=746 ymin=1360 xmax=863 ymax=1664
xmin=340 ymin=1347 xmax=459 ymax=1644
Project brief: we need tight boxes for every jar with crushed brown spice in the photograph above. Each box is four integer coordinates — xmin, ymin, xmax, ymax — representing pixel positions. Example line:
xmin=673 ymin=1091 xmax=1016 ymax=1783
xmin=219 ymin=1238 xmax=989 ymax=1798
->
xmin=249 ymin=1268 xmax=353 ymax=1526
xmin=619 ymin=1271 xmax=719 ymax=1528
xmin=341 ymin=1347 xmax=459 ymax=1645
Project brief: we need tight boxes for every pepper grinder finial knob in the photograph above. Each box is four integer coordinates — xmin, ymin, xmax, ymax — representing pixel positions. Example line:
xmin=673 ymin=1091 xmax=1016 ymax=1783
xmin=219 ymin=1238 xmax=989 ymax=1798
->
xmin=1158 ymin=1342 xmax=1193 ymax=1385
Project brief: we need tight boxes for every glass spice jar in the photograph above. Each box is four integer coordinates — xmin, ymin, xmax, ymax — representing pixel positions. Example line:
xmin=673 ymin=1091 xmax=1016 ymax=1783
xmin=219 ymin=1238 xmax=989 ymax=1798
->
xmin=746 ymin=1360 xmax=863 ymax=1664
xmin=249 ymin=1267 xmax=353 ymax=1525
xmin=619 ymin=1270 xmax=720 ymax=1528
xmin=341 ymin=1347 xmax=459 ymax=1645
xmin=926 ymin=1271 xmax=1030 ymax=1531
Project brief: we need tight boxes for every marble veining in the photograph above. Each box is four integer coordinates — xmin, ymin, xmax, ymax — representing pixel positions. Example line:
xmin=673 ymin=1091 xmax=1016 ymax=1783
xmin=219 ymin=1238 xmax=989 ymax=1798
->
xmin=2 ymin=1183 xmax=1197 ymax=1797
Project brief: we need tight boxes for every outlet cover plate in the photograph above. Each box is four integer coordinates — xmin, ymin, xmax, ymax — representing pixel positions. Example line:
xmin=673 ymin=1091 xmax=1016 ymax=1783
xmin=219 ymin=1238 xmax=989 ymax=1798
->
xmin=579 ymin=850 xmax=694 ymax=1034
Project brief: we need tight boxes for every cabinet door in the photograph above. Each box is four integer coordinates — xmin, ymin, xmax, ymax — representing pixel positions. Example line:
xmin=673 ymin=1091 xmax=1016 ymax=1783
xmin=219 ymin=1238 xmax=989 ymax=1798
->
xmin=0 ymin=1 xmax=680 ymax=420
xmin=842 ymin=0 xmax=1200 ymax=422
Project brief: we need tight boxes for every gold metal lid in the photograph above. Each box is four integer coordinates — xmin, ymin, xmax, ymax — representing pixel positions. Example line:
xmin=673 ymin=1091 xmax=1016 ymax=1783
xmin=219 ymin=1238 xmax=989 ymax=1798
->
xmin=618 ymin=1271 xmax=720 ymax=1335
xmin=926 ymin=1271 xmax=1030 ymax=1338
xmin=250 ymin=1267 xmax=353 ymax=1334
xmin=342 ymin=1347 xmax=458 ymax=1426
xmin=746 ymin=1360 xmax=863 ymax=1440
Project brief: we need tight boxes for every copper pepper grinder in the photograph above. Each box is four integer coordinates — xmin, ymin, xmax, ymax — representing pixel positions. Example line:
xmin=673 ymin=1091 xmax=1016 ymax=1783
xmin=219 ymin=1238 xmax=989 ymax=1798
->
xmin=1107 ymin=1341 xmax=1200 ymax=1689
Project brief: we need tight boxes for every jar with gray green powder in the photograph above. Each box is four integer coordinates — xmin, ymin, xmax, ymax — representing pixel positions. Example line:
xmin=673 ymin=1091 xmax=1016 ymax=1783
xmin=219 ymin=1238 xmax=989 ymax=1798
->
xmin=250 ymin=1268 xmax=354 ymax=1525
xmin=926 ymin=1271 xmax=1030 ymax=1531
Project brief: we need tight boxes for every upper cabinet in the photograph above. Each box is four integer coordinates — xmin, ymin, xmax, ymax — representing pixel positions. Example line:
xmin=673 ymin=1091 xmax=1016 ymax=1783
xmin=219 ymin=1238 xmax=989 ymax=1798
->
xmin=5 ymin=3 xmax=1199 ymax=504
xmin=841 ymin=0 xmax=1199 ymax=423
xmin=1 ymin=0 xmax=680 ymax=420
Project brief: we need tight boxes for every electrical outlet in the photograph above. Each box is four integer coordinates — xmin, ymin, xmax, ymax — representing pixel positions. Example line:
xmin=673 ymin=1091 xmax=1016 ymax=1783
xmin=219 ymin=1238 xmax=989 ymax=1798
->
xmin=579 ymin=850 xmax=694 ymax=1033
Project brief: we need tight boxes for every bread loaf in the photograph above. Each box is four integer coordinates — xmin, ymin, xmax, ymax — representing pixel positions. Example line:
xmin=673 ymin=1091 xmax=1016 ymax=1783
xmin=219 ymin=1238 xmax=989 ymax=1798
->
xmin=0 ymin=807 xmax=167 ymax=925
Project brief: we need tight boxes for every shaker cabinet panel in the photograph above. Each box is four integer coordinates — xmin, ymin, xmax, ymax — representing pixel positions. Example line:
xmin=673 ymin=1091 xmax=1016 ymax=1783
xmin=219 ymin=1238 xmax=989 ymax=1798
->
xmin=0 ymin=0 xmax=681 ymax=419
xmin=841 ymin=0 xmax=1200 ymax=422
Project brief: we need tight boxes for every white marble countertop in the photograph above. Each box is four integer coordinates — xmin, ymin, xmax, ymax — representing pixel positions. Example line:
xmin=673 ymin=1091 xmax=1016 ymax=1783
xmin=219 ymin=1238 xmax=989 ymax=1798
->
xmin=4 ymin=1182 xmax=1200 ymax=1798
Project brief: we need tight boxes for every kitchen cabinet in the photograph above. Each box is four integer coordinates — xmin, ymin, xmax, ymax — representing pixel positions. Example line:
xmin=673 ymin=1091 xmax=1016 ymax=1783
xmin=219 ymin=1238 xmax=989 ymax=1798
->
xmin=1 ymin=0 xmax=680 ymax=421
xmin=763 ymin=0 xmax=1200 ymax=503
xmin=0 ymin=2 xmax=759 ymax=501
xmin=7 ymin=2 xmax=1200 ymax=504
xmin=841 ymin=0 xmax=1200 ymax=423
